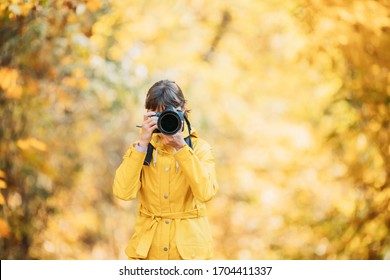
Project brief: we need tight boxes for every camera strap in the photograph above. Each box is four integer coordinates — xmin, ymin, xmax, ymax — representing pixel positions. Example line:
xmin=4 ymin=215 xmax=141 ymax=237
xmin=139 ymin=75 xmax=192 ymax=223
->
xmin=143 ymin=143 xmax=154 ymax=166
xmin=184 ymin=116 xmax=193 ymax=150
xmin=143 ymin=116 xmax=193 ymax=166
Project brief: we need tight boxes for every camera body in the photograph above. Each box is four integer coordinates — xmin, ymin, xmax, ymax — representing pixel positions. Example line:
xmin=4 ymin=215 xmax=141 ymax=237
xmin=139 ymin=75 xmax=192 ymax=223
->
xmin=153 ymin=106 xmax=184 ymax=135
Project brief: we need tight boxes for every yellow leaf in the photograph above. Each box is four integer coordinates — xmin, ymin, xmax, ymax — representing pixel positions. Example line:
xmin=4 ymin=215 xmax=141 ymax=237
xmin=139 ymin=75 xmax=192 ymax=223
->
xmin=29 ymin=137 xmax=47 ymax=152
xmin=78 ymin=77 xmax=89 ymax=89
xmin=16 ymin=139 xmax=30 ymax=150
xmin=63 ymin=76 xmax=77 ymax=87
xmin=5 ymin=84 xmax=23 ymax=99
xmin=72 ymin=68 xmax=85 ymax=79
xmin=86 ymin=0 xmax=102 ymax=12
xmin=0 ymin=67 xmax=23 ymax=99
xmin=0 ymin=193 xmax=5 ymax=204
xmin=0 ymin=218 xmax=11 ymax=238
xmin=0 ymin=170 xmax=6 ymax=180
xmin=0 ymin=67 xmax=19 ymax=90
xmin=0 ymin=180 xmax=6 ymax=189
xmin=17 ymin=137 xmax=47 ymax=152
xmin=20 ymin=2 xmax=34 ymax=16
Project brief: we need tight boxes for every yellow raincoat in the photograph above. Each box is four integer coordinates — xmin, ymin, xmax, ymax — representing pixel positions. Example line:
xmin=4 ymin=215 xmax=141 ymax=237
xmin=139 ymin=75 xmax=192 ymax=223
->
xmin=113 ymin=126 xmax=219 ymax=260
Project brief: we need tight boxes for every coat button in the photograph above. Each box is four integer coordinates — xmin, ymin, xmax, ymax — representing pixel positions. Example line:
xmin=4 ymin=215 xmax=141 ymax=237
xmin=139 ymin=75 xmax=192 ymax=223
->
xmin=164 ymin=167 xmax=169 ymax=172
xmin=165 ymin=220 xmax=169 ymax=224
xmin=164 ymin=247 xmax=168 ymax=251
xmin=164 ymin=194 xmax=168 ymax=199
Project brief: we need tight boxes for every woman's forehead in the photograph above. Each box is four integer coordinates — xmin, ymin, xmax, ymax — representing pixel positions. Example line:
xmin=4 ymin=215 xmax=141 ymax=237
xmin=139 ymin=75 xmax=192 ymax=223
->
xmin=147 ymin=99 xmax=182 ymax=110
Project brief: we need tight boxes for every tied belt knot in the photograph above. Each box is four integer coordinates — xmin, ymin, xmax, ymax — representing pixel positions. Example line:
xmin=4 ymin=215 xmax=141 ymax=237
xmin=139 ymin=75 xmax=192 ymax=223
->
xmin=135 ymin=206 xmax=206 ymax=258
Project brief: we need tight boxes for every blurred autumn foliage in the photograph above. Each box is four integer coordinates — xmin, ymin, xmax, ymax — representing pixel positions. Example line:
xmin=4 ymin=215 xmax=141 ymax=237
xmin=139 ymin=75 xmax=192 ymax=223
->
xmin=1 ymin=0 xmax=389 ymax=260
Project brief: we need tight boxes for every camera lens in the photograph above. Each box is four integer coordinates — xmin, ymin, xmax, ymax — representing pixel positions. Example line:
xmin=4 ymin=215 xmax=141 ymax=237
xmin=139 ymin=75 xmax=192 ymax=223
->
xmin=158 ymin=112 xmax=181 ymax=135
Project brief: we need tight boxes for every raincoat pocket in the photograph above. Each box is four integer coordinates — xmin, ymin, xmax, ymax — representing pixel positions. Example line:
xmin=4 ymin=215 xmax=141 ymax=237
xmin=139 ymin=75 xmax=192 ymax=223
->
xmin=125 ymin=216 xmax=150 ymax=259
xmin=176 ymin=242 xmax=213 ymax=260
xmin=176 ymin=218 xmax=214 ymax=260
xmin=125 ymin=233 xmax=147 ymax=260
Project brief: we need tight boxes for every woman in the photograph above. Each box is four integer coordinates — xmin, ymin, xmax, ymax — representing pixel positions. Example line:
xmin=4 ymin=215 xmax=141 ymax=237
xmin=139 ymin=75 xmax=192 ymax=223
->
xmin=113 ymin=80 xmax=219 ymax=260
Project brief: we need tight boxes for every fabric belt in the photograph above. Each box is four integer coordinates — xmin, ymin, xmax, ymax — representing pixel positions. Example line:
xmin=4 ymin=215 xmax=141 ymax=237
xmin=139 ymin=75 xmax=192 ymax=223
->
xmin=135 ymin=206 xmax=206 ymax=258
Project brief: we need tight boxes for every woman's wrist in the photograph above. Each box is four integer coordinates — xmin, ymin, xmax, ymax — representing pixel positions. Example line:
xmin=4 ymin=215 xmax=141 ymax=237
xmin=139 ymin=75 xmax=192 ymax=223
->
xmin=138 ymin=140 xmax=149 ymax=148
xmin=135 ymin=143 xmax=148 ymax=153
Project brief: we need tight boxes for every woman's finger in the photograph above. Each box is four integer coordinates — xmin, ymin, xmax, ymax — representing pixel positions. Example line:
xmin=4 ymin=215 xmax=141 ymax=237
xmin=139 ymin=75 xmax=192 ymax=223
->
xmin=144 ymin=111 xmax=156 ymax=121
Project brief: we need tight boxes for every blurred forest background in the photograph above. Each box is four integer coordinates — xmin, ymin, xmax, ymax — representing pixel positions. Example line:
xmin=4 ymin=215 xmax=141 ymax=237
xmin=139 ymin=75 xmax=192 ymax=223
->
xmin=1 ymin=0 xmax=390 ymax=260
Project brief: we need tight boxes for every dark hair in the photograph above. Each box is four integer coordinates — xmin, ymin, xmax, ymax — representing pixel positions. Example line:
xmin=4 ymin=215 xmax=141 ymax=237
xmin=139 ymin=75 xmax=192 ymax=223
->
xmin=145 ymin=80 xmax=189 ymax=117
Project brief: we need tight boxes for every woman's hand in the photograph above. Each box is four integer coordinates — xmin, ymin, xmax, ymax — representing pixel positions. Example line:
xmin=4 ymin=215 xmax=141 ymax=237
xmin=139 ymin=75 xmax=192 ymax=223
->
xmin=160 ymin=129 xmax=186 ymax=151
xmin=138 ymin=112 xmax=158 ymax=148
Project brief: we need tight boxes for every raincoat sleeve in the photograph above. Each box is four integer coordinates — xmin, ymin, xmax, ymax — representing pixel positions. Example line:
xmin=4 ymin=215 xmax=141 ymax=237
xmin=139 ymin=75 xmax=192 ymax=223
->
xmin=112 ymin=143 xmax=145 ymax=200
xmin=174 ymin=138 xmax=219 ymax=202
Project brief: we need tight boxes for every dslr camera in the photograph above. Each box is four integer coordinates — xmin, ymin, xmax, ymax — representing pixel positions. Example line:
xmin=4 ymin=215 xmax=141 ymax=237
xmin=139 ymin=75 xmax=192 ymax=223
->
xmin=153 ymin=106 xmax=184 ymax=135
